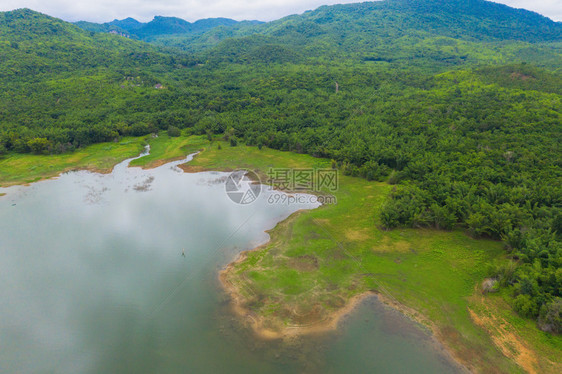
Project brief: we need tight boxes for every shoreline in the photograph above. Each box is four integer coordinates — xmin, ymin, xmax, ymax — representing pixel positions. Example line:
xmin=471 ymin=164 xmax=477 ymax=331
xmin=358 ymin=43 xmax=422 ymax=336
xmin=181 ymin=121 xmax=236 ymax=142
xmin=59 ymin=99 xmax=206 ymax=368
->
xmin=218 ymin=225 xmax=470 ymax=372
xmin=0 ymin=144 xmax=153 ymax=189
xmin=184 ymin=145 xmax=473 ymax=371
xmin=131 ymin=155 xmax=196 ymax=170
xmin=179 ymin=164 xmax=232 ymax=174
xmin=219 ymin=237 xmax=372 ymax=340
xmin=375 ymin=292 xmax=471 ymax=373
xmin=0 ymin=164 xmax=116 ymax=189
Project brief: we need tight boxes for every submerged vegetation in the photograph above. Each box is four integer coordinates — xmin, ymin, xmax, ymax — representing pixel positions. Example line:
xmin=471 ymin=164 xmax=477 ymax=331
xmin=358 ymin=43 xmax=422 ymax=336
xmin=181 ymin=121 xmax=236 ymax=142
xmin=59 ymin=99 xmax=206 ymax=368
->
xmin=0 ymin=0 xmax=561 ymax=370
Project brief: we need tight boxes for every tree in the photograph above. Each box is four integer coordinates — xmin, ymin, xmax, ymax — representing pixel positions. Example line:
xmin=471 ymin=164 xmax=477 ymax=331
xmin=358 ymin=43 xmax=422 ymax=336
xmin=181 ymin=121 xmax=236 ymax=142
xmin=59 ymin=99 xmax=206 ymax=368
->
xmin=223 ymin=127 xmax=235 ymax=141
xmin=513 ymin=294 xmax=539 ymax=318
xmin=538 ymin=298 xmax=562 ymax=334
xmin=168 ymin=126 xmax=181 ymax=137
xmin=430 ymin=204 xmax=456 ymax=230
xmin=27 ymin=138 xmax=52 ymax=155
xmin=466 ymin=212 xmax=490 ymax=238
xmin=552 ymin=213 xmax=562 ymax=239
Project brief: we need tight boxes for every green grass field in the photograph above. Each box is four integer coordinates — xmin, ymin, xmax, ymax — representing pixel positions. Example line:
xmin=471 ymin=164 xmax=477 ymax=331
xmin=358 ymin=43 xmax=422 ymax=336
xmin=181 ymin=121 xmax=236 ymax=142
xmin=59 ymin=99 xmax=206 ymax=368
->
xmin=129 ymin=133 xmax=209 ymax=168
xmin=187 ymin=141 xmax=561 ymax=374
xmin=0 ymin=138 xmax=146 ymax=187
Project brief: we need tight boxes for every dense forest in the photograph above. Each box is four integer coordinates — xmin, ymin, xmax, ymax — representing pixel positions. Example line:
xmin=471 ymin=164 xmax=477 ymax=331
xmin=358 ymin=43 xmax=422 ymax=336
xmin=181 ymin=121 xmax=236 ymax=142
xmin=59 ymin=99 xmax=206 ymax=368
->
xmin=0 ymin=0 xmax=561 ymax=333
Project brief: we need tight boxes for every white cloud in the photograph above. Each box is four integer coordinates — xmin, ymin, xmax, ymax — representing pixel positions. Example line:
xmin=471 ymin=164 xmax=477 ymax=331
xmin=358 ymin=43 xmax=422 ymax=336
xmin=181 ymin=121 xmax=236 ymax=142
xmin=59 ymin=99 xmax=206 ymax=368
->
xmin=0 ymin=0 xmax=559 ymax=23
xmin=492 ymin=0 xmax=562 ymax=22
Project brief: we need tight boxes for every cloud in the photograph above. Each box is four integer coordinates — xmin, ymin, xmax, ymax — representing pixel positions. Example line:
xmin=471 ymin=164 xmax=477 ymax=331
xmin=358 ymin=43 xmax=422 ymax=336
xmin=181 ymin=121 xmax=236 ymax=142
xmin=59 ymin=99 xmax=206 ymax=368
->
xmin=0 ymin=0 xmax=359 ymax=22
xmin=0 ymin=0 xmax=559 ymax=23
xmin=493 ymin=0 xmax=562 ymax=22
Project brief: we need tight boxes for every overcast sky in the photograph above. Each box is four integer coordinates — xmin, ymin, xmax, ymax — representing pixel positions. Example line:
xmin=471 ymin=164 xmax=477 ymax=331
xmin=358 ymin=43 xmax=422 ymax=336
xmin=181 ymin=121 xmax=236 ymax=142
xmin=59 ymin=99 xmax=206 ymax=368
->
xmin=0 ymin=0 xmax=560 ymax=23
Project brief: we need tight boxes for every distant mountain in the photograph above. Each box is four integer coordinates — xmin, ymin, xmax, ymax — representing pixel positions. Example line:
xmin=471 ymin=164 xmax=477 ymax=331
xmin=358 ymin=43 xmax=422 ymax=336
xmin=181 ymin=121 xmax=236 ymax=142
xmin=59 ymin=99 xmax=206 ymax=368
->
xmin=134 ymin=16 xmax=192 ymax=39
xmin=259 ymin=0 xmax=562 ymax=42
xmin=74 ymin=0 xmax=562 ymax=66
xmin=191 ymin=18 xmax=241 ymax=33
xmin=73 ymin=21 xmax=130 ymax=37
xmin=76 ymin=15 xmax=262 ymax=41
xmin=169 ymin=0 xmax=561 ymax=67
xmin=108 ymin=17 xmax=143 ymax=31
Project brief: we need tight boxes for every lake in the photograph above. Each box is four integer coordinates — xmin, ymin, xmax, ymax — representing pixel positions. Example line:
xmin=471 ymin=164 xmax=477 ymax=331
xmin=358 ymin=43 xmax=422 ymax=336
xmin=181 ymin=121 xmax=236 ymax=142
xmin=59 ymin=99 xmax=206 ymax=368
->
xmin=0 ymin=152 xmax=461 ymax=373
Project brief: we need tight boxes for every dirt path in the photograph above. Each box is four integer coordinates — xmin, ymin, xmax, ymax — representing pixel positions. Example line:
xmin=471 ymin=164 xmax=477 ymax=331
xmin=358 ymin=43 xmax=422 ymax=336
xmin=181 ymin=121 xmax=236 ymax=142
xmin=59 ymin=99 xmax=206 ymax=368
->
xmin=468 ymin=292 xmax=561 ymax=374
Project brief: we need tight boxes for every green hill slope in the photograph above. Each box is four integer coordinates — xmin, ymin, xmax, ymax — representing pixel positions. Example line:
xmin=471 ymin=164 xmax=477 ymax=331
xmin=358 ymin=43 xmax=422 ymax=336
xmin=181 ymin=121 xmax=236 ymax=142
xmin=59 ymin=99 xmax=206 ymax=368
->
xmin=0 ymin=9 xmax=193 ymax=152
xmin=158 ymin=0 xmax=561 ymax=68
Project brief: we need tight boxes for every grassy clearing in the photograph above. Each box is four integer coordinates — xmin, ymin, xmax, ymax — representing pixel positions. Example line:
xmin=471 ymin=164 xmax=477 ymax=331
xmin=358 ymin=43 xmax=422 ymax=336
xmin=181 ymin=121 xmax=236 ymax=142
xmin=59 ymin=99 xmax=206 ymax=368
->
xmin=181 ymin=140 xmax=330 ymax=178
xmin=0 ymin=138 xmax=145 ymax=187
xmin=129 ymin=133 xmax=209 ymax=168
xmin=187 ymin=141 xmax=560 ymax=373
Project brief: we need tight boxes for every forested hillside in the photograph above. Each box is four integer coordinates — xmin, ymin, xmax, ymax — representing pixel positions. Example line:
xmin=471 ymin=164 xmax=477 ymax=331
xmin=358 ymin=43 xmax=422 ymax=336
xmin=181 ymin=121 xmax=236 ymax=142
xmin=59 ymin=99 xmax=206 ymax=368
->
xmin=0 ymin=8 xmax=195 ymax=153
xmin=151 ymin=0 xmax=562 ymax=67
xmin=1 ymin=0 xmax=561 ymax=333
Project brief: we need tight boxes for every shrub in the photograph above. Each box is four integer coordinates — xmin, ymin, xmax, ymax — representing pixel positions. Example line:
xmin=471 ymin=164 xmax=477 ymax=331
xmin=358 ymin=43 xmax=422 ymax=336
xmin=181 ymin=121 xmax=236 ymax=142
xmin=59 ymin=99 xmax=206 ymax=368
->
xmin=513 ymin=294 xmax=539 ymax=318
xmin=27 ymin=138 xmax=52 ymax=155
xmin=167 ymin=126 xmax=181 ymax=137
xmin=538 ymin=298 xmax=562 ymax=334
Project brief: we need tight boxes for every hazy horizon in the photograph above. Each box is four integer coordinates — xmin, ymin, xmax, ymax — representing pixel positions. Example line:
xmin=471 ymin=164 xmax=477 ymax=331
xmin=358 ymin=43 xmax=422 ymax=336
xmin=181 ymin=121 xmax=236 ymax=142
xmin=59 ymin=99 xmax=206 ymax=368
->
xmin=0 ymin=0 xmax=560 ymax=24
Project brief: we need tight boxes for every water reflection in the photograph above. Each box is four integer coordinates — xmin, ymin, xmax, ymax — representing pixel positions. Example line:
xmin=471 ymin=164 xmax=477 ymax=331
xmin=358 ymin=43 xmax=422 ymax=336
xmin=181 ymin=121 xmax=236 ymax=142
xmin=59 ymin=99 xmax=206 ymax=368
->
xmin=0 ymin=153 xmax=460 ymax=373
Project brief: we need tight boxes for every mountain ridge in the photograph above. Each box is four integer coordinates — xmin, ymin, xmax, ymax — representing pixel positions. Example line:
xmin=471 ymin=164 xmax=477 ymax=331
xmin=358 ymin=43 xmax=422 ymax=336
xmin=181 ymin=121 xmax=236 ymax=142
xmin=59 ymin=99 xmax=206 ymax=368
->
xmin=138 ymin=0 xmax=561 ymax=63
xmin=75 ymin=14 xmax=263 ymax=40
xmin=71 ymin=0 xmax=561 ymax=50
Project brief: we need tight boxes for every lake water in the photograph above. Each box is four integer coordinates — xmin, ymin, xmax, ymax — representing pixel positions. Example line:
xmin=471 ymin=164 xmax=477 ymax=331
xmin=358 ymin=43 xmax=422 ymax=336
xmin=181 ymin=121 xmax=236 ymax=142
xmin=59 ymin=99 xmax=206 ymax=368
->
xmin=0 ymin=153 xmax=461 ymax=373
